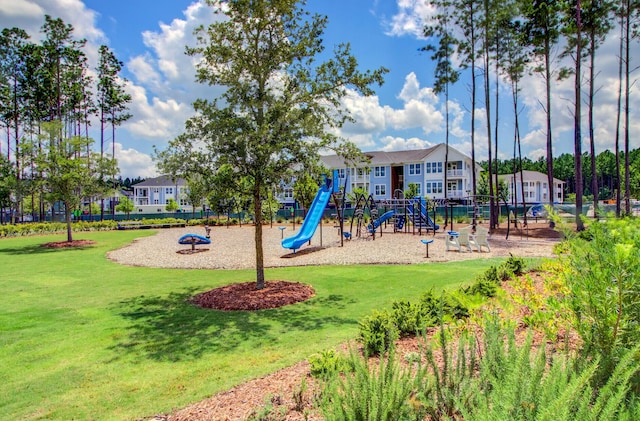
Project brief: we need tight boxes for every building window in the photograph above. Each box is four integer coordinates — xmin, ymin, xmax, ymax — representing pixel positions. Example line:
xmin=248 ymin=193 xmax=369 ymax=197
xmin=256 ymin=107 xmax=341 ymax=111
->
xmin=165 ymin=187 xmax=173 ymax=195
xmin=284 ymin=188 xmax=293 ymax=199
xmin=338 ymin=168 xmax=346 ymax=179
xmin=425 ymin=181 xmax=442 ymax=194
xmin=153 ymin=199 xmax=159 ymax=204
xmin=426 ymin=162 xmax=442 ymax=173
xmin=152 ymin=188 xmax=159 ymax=194
xmin=180 ymin=199 xmax=188 ymax=206
xmin=374 ymin=166 xmax=386 ymax=177
xmin=374 ymin=184 xmax=386 ymax=196
xmin=409 ymin=163 xmax=421 ymax=175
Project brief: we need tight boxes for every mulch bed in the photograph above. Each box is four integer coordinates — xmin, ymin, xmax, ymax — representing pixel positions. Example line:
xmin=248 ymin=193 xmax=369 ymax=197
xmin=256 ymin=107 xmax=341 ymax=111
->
xmin=41 ymin=240 xmax=96 ymax=248
xmin=191 ymin=281 xmax=315 ymax=311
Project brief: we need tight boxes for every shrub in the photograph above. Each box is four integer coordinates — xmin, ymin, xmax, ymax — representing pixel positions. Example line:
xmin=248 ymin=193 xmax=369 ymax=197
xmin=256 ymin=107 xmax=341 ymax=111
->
xmin=562 ymin=218 xmax=640 ymax=388
xmin=308 ymin=350 xmax=350 ymax=379
xmin=357 ymin=310 xmax=398 ymax=356
xmin=319 ymin=346 xmax=415 ymax=421
xmin=501 ymin=254 xmax=525 ymax=277
xmin=463 ymin=276 xmax=498 ymax=298
xmin=419 ymin=290 xmax=469 ymax=322
xmin=390 ymin=300 xmax=432 ymax=337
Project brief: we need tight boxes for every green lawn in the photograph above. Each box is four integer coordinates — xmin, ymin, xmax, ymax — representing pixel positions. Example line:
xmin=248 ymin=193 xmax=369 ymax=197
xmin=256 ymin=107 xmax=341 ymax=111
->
xmin=0 ymin=231 xmax=504 ymax=420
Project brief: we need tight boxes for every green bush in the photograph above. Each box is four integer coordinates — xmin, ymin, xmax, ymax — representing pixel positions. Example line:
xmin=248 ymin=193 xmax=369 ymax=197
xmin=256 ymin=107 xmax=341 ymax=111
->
xmin=463 ymin=276 xmax=498 ymax=298
xmin=319 ymin=347 xmax=415 ymax=421
xmin=390 ymin=300 xmax=432 ymax=337
xmin=459 ymin=318 xmax=640 ymax=421
xmin=0 ymin=220 xmax=118 ymax=237
xmin=419 ymin=290 xmax=469 ymax=321
xmin=501 ymin=254 xmax=525 ymax=277
xmin=562 ymin=218 xmax=640 ymax=388
xmin=308 ymin=350 xmax=350 ymax=379
xmin=357 ymin=310 xmax=398 ymax=356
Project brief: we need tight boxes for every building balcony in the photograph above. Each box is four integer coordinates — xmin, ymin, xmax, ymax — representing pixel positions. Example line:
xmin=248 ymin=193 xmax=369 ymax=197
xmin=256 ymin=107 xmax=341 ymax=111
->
xmin=447 ymin=190 xmax=466 ymax=199
xmin=447 ymin=169 xmax=465 ymax=178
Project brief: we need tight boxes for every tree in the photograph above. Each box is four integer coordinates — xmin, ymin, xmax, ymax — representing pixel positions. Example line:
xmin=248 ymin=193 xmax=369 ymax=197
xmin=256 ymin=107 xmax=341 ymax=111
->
xmin=560 ymin=0 xmax=587 ymax=230
xmin=293 ymin=171 xmax=320 ymax=215
xmin=453 ymin=0 xmax=481 ymax=214
xmin=584 ymin=0 xmax=614 ymax=215
xmin=163 ymin=0 xmax=387 ymax=289
xmin=115 ymin=195 xmax=134 ymax=218
xmin=0 ymin=28 xmax=30 ymax=171
xmin=502 ymin=15 xmax=530 ymax=227
xmin=0 ymin=155 xmax=14 ymax=223
xmin=423 ymin=0 xmax=460 ymax=227
xmin=405 ymin=182 xmax=420 ymax=199
xmin=96 ymin=45 xmax=131 ymax=219
xmin=35 ymin=121 xmax=116 ymax=242
xmin=522 ymin=0 xmax=562 ymax=222
xmin=184 ymin=174 xmax=209 ymax=218
xmin=165 ymin=198 xmax=179 ymax=213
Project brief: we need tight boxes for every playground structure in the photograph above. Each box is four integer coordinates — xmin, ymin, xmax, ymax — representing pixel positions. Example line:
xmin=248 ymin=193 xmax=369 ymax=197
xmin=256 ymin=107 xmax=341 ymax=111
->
xmin=282 ymin=171 xmax=444 ymax=252
xmin=281 ymin=171 xmax=531 ymax=253
xmin=178 ymin=233 xmax=211 ymax=251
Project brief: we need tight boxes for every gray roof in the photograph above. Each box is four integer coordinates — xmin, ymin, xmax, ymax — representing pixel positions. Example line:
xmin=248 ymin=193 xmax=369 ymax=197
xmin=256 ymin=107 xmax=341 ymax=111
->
xmin=133 ymin=175 xmax=187 ymax=187
xmin=320 ymin=144 xmax=440 ymax=168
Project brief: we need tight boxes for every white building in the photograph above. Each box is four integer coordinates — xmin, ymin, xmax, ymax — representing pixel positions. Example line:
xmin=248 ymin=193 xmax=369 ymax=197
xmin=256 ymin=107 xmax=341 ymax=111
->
xmin=500 ymin=170 xmax=565 ymax=204
xmin=132 ymin=175 xmax=193 ymax=213
xmin=319 ymin=144 xmax=481 ymax=201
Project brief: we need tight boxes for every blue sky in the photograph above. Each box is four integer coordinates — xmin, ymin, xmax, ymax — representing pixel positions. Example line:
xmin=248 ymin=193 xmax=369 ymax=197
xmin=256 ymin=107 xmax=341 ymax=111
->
xmin=1 ymin=0 xmax=639 ymax=179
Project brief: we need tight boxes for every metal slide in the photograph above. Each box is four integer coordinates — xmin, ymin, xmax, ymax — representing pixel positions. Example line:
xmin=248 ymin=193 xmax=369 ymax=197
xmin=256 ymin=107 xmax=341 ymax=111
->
xmin=281 ymin=184 xmax=332 ymax=251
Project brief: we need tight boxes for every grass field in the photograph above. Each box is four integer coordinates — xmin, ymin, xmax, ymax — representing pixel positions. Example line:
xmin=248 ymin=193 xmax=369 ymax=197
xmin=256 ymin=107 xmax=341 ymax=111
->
xmin=0 ymin=230 xmax=505 ymax=419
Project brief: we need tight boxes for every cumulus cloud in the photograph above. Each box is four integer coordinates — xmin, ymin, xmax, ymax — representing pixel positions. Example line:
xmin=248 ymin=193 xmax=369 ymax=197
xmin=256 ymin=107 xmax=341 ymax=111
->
xmin=385 ymin=73 xmax=442 ymax=133
xmin=115 ymin=143 xmax=159 ymax=179
xmin=383 ymin=0 xmax=436 ymax=38
xmin=0 ymin=0 xmax=105 ymax=44
xmin=340 ymin=90 xmax=386 ymax=134
xmin=124 ymin=84 xmax=192 ymax=140
xmin=380 ymin=136 xmax=433 ymax=151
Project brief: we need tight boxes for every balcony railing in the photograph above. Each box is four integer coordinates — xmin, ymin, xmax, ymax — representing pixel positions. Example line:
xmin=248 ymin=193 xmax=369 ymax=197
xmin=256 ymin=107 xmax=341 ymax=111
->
xmin=351 ymin=174 xmax=368 ymax=182
xmin=447 ymin=169 xmax=464 ymax=177
xmin=447 ymin=190 xmax=466 ymax=198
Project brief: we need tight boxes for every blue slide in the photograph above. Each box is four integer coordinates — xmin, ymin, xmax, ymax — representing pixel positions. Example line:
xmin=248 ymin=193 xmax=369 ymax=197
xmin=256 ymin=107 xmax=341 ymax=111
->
xmin=409 ymin=197 xmax=440 ymax=231
xmin=368 ymin=210 xmax=395 ymax=233
xmin=282 ymin=184 xmax=332 ymax=251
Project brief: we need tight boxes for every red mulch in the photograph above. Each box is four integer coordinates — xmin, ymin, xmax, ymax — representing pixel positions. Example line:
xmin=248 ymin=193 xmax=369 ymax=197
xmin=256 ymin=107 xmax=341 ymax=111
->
xmin=41 ymin=240 xmax=96 ymax=248
xmin=191 ymin=281 xmax=315 ymax=311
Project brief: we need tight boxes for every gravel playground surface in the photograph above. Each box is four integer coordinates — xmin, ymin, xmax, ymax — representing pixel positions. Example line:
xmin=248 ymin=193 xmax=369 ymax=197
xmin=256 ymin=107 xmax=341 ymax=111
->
xmin=107 ymin=222 xmax=560 ymax=270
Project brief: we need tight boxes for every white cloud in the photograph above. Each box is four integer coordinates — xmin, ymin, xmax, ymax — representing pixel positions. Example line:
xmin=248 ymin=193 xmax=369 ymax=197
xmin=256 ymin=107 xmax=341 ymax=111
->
xmin=340 ymin=90 xmax=386 ymax=134
xmin=124 ymin=84 xmax=191 ymax=140
xmin=115 ymin=143 xmax=158 ymax=179
xmin=380 ymin=136 xmax=433 ymax=151
xmin=0 ymin=0 xmax=105 ymax=47
xmin=383 ymin=0 xmax=436 ymax=38
xmin=383 ymin=72 xmax=443 ymax=134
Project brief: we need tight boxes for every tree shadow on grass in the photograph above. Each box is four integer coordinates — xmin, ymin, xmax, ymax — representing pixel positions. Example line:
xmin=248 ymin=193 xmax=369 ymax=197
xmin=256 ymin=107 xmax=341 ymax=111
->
xmin=0 ymin=243 xmax=93 ymax=255
xmin=110 ymin=288 xmax=355 ymax=362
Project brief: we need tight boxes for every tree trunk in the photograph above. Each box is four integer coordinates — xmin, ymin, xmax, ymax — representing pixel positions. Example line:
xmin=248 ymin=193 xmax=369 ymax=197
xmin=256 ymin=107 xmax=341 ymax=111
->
xmin=545 ymin=36 xmax=555 ymax=227
xmin=614 ymin=13 xmax=623 ymax=217
xmin=588 ymin=29 xmax=598 ymax=218
xmin=254 ymin=185 xmax=265 ymax=290
xmin=624 ymin=0 xmax=631 ymax=215
xmin=574 ymin=0 xmax=584 ymax=231
xmin=65 ymin=202 xmax=73 ymax=243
